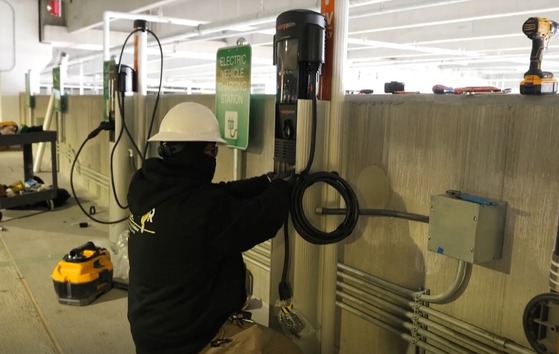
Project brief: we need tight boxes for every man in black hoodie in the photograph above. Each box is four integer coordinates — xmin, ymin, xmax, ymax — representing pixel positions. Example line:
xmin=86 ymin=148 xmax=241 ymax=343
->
xmin=127 ymin=102 xmax=301 ymax=354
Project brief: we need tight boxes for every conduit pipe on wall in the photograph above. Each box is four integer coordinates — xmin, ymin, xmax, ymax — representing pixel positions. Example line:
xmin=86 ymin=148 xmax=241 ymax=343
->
xmin=337 ymin=302 xmax=448 ymax=354
xmin=58 ymin=144 xmax=110 ymax=189
xmin=416 ymin=260 xmax=468 ymax=304
xmin=402 ymin=322 xmax=475 ymax=354
xmin=338 ymin=259 xmax=468 ymax=304
xmin=337 ymin=284 xmax=497 ymax=354
xmin=416 ymin=305 xmax=535 ymax=354
xmin=59 ymin=143 xmax=109 ymax=182
xmin=337 ymin=263 xmax=536 ymax=354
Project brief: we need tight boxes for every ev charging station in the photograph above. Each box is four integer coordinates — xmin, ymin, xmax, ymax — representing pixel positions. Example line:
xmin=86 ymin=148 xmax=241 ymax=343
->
xmin=273 ymin=9 xmax=325 ymax=172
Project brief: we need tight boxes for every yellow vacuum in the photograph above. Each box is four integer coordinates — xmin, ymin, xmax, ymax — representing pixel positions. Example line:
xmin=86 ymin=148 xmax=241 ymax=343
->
xmin=51 ymin=241 xmax=113 ymax=306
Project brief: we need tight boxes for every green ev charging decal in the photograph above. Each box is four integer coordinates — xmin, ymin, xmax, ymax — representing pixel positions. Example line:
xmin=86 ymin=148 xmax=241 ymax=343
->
xmin=215 ymin=45 xmax=252 ymax=150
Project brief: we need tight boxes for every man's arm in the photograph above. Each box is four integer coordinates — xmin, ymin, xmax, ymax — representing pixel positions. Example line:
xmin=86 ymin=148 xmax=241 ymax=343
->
xmin=216 ymin=174 xmax=271 ymax=199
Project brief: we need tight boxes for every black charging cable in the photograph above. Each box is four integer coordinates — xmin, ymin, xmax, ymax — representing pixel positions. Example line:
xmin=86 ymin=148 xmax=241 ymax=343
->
xmin=69 ymin=25 xmax=164 ymax=223
xmin=278 ymin=66 xmax=360 ymax=301
xmin=70 ymin=120 xmax=128 ymax=224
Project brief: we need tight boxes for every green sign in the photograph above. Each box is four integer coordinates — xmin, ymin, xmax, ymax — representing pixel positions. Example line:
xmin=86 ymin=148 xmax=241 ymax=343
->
xmin=215 ymin=45 xmax=252 ymax=150
xmin=52 ymin=67 xmax=65 ymax=112
xmin=103 ymin=60 xmax=116 ymax=122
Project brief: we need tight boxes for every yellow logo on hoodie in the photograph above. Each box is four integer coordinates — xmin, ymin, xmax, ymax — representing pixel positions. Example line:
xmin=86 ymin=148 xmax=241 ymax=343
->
xmin=129 ymin=208 xmax=156 ymax=235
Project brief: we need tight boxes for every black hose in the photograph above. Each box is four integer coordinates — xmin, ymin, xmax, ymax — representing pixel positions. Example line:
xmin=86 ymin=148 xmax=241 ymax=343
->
xmin=70 ymin=130 xmax=128 ymax=225
xmin=290 ymin=172 xmax=360 ymax=244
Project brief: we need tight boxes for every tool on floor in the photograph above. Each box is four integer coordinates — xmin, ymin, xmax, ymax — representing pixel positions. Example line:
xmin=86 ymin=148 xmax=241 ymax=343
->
xmin=51 ymin=241 xmax=113 ymax=306
xmin=520 ymin=17 xmax=558 ymax=95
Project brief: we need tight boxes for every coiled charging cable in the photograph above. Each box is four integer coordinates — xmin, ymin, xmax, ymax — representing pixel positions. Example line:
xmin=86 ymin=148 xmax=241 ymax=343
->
xmin=288 ymin=70 xmax=360 ymax=245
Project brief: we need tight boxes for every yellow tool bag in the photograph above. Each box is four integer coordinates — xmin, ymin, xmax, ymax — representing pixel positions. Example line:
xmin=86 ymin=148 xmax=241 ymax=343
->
xmin=51 ymin=241 xmax=113 ymax=306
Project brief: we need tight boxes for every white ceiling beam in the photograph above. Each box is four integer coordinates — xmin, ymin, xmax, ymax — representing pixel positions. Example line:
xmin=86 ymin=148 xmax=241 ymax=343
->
xmin=66 ymin=0 xmax=191 ymax=32
xmin=42 ymin=25 xmax=130 ymax=51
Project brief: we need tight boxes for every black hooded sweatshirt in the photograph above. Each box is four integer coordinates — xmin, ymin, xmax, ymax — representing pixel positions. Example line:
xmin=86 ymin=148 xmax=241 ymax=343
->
xmin=127 ymin=150 xmax=290 ymax=354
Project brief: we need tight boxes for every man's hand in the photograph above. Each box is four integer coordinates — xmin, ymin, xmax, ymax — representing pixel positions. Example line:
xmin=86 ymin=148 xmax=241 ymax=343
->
xmin=266 ymin=170 xmax=299 ymax=188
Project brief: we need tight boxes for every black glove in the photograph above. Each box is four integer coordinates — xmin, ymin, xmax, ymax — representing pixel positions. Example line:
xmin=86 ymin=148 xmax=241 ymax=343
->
xmin=278 ymin=170 xmax=299 ymax=189
xmin=266 ymin=170 xmax=298 ymax=188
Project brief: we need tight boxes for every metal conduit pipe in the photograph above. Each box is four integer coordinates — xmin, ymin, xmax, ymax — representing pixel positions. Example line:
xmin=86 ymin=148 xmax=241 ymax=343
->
xmin=337 ymin=302 xmax=449 ymax=354
xmin=59 ymin=144 xmax=110 ymax=181
xmin=415 ymin=260 xmax=468 ymax=304
xmin=250 ymin=244 xmax=271 ymax=258
xmin=336 ymin=291 xmax=407 ymax=329
xmin=338 ymin=260 xmax=468 ymax=305
xmin=336 ymin=283 xmax=410 ymax=316
xmin=337 ymin=272 xmax=412 ymax=307
xmin=415 ymin=305 xmax=535 ymax=354
xmin=414 ymin=313 xmax=502 ymax=354
xmin=338 ymin=292 xmax=500 ymax=354
xmin=338 ymin=291 xmax=477 ymax=354
xmin=402 ymin=322 xmax=476 ymax=354
xmin=243 ymin=250 xmax=270 ymax=267
xmin=337 ymin=263 xmax=416 ymax=298
xmin=338 ymin=263 xmax=534 ymax=354
xmin=337 ymin=283 xmax=499 ymax=354
xmin=242 ymin=256 xmax=270 ymax=272
xmin=71 ymin=163 xmax=109 ymax=188
xmin=79 ymin=169 xmax=110 ymax=190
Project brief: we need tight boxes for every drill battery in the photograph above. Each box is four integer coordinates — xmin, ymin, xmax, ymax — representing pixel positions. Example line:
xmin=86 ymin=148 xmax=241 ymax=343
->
xmin=520 ymin=72 xmax=558 ymax=94
xmin=51 ymin=241 xmax=113 ymax=306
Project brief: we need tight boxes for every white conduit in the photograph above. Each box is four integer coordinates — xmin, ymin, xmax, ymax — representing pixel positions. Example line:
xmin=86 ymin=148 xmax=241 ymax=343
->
xmin=403 ymin=323 xmax=475 ymax=354
xmin=337 ymin=287 xmax=487 ymax=354
xmin=336 ymin=302 xmax=448 ymax=354
xmin=338 ymin=277 xmax=498 ymax=353
xmin=416 ymin=306 xmax=535 ymax=354
xmin=57 ymin=144 xmax=110 ymax=189
xmin=242 ymin=256 xmax=270 ymax=272
xmin=58 ymin=144 xmax=109 ymax=182
xmin=338 ymin=260 xmax=468 ymax=304
xmin=243 ymin=250 xmax=271 ymax=269
xmin=337 ymin=263 xmax=536 ymax=354
xmin=417 ymin=259 xmax=468 ymax=303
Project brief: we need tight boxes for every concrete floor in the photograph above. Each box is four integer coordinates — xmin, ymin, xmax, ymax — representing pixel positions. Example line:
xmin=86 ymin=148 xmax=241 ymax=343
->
xmin=0 ymin=148 xmax=135 ymax=354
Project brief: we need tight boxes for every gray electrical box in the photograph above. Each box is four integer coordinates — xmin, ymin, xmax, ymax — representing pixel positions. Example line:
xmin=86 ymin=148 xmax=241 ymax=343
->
xmin=428 ymin=193 xmax=507 ymax=264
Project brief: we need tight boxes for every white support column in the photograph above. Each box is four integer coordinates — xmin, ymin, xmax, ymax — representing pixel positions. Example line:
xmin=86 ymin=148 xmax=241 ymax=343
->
xmin=79 ymin=63 xmax=84 ymax=95
xmin=320 ymin=1 xmax=349 ymax=353
xmin=292 ymin=99 xmax=322 ymax=353
xmin=135 ymin=21 xmax=148 ymax=165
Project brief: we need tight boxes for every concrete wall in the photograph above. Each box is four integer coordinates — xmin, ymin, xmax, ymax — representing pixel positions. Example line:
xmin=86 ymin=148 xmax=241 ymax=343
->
xmin=37 ymin=92 xmax=559 ymax=353
xmin=339 ymin=94 xmax=559 ymax=353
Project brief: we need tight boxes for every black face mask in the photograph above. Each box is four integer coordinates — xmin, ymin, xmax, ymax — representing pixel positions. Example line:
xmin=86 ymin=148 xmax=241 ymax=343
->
xmin=163 ymin=143 xmax=216 ymax=181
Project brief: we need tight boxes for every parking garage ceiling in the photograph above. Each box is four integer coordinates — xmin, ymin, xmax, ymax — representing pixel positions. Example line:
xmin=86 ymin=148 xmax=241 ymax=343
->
xmin=39 ymin=0 xmax=559 ymax=92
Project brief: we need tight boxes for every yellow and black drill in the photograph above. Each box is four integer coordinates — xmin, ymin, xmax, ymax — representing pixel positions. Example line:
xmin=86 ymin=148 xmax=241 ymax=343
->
xmin=520 ymin=17 xmax=558 ymax=95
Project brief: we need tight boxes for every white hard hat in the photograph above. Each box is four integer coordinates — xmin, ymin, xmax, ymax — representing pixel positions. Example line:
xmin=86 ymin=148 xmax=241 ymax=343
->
xmin=148 ymin=102 xmax=226 ymax=143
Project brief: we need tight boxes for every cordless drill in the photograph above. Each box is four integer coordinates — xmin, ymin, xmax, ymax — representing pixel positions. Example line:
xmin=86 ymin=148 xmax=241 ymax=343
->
xmin=520 ymin=17 xmax=558 ymax=95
